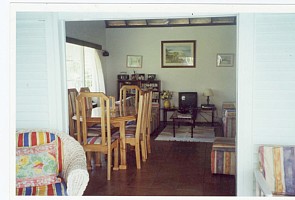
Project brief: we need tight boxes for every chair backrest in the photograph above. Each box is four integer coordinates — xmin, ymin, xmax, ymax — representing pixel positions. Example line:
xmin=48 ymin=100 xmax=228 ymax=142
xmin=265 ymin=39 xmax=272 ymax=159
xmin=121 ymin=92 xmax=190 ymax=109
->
xmin=108 ymin=95 xmax=116 ymax=112
xmin=119 ymin=85 xmax=141 ymax=115
xmin=134 ymin=90 xmax=147 ymax=139
xmin=145 ymin=90 xmax=153 ymax=131
xmin=258 ymin=145 xmax=295 ymax=196
xmin=68 ymin=88 xmax=78 ymax=116
xmin=68 ymin=88 xmax=79 ymax=137
xmin=80 ymin=87 xmax=93 ymax=109
xmin=76 ymin=92 xmax=111 ymax=148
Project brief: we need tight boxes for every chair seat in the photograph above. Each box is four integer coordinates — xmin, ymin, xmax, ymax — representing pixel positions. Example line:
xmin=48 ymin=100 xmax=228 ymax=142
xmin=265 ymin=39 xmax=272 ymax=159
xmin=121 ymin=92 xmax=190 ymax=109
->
xmin=16 ymin=178 xmax=67 ymax=196
xmin=125 ymin=124 xmax=136 ymax=134
xmin=75 ymin=126 xmax=119 ymax=137
xmin=87 ymin=134 xmax=118 ymax=145
xmin=126 ymin=120 xmax=136 ymax=126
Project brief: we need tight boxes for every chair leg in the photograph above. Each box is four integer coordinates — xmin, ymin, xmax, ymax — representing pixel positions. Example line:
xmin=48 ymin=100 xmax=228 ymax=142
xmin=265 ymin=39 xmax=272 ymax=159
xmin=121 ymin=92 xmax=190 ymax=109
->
xmin=107 ymin=151 xmax=112 ymax=180
xmin=120 ymin=139 xmax=124 ymax=166
xmin=86 ymin=152 xmax=92 ymax=170
xmin=140 ymin=140 xmax=147 ymax=162
xmin=113 ymin=142 xmax=119 ymax=170
xmin=135 ymin=141 xmax=141 ymax=169
xmin=95 ymin=152 xmax=101 ymax=167
xmin=147 ymin=127 xmax=151 ymax=154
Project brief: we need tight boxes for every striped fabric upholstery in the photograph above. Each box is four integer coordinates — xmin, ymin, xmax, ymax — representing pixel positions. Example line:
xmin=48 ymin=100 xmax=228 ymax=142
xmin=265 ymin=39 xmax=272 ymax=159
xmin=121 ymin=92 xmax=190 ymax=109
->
xmin=16 ymin=180 xmax=67 ymax=196
xmin=222 ymin=102 xmax=236 ymax=138
xmin=211 ymin=137 xmax=236 ymax=175
xmin=87 ymin=134 xmax=118 ymax=144
xmin=16 ymin=131 xmax=66 ymax=196
xmin=222 ymin=109 xmax=236 ymax=138
xmin=258 ymin=145 xmax=295 ymax=196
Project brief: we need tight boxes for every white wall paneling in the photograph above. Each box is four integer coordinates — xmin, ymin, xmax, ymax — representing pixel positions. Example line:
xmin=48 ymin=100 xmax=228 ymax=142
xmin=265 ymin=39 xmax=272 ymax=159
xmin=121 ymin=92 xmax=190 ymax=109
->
xmin=237 ymin=13 xmax=295 ymax=196
xmin=236 ymin=13 xmax=255 ymax=196
xmin=16 ymin=13 xmax=65 ymax=131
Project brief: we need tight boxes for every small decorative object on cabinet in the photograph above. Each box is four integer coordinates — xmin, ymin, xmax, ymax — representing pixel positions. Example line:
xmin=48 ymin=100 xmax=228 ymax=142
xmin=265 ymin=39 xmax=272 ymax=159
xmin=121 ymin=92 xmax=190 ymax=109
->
xmin=163 ymin=99 xmax=171 ymax=109
xmin=138 ymin=74 xmax=145 ymax=80
xmin=160 ymin=90 xmax=173 ymax=109
xmin=147 ymin=74 xmax=156 ymax=80
xmin=117 ymin=74 xmax=129 ymax=80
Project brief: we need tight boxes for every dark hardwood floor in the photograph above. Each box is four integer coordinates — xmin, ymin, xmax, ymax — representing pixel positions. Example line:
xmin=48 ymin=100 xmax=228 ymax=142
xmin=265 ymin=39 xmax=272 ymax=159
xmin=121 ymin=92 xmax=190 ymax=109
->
xmin=83 ymin=122 xmax=236 ymax=196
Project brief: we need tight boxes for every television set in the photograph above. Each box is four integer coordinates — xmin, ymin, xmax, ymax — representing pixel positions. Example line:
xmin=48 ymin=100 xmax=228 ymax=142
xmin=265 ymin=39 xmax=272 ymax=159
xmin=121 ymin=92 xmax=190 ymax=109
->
xmin=178 ymin=92 xmax=198 ymax=112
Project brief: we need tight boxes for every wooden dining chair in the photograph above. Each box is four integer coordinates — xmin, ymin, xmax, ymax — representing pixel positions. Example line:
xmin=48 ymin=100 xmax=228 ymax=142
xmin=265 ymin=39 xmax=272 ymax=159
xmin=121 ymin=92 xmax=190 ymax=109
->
xmin=76 ymin=92 xmax=119 ymax=180
xmin=145 ymin=90 xmax=153 ymax=155
xmin=115 ymin=90 xmax=148 ymax=169
xmin=68 ymin=88 xmax=79 ymax=138
xmin=119 ymin=85 xmax=141 ymax=115
xmin=80 ymin=87 xmax=93 ymax=109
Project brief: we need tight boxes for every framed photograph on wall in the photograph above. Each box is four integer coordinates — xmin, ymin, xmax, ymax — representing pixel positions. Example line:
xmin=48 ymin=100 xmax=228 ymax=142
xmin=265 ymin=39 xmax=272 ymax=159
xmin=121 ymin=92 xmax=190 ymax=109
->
xmin=216 ymin=53 xmax=234 ymax=67
xmin=127 ymin=55 xmax=143 ymax=68
xmin=161 ymin=40 xmax=196 ymax=68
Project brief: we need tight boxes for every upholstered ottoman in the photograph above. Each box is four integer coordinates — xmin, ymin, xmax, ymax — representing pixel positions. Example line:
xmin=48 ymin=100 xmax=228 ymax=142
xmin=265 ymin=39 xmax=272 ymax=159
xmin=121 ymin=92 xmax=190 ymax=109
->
xmin=211 ymin=137 xmax=236 ymax=175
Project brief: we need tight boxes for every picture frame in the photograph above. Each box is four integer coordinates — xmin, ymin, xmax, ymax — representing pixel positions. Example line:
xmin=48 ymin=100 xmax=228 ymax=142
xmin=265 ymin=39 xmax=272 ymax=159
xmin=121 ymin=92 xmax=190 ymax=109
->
xmin=216 ymin=53 xmax=234 ymax=67
xmin=130 ymin=74 xmax=138 ymax=80
xmin=161 ymin=40 xmax=196 ymax=68
xmin=147 ymin=74 xmax=156 ymax=80
xmin=127 ymin=55 xmax=143 ymax=68
xmin=138 ymin=74 xmax=145 ymax=80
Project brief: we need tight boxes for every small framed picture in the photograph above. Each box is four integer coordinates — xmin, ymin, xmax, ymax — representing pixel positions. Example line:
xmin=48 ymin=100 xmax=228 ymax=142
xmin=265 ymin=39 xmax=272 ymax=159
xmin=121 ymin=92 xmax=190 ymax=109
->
xmin=216 ymin=54 xmax=234 ymax=67
xmin=127 ymin=55 xmax=143 ymax=68
xmin=138 ymin=74 xmax=145 ymax=80
xmin=147 ymin=74 xmax=156 ymax=80
xmin=131 ymin=74 xmax=138 ymax=80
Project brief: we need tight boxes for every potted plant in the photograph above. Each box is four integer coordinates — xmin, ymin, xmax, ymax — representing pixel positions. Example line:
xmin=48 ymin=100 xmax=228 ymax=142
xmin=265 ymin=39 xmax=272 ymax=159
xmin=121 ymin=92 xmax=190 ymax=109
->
xmin=160 ymin=90 xmax=173 ymax=109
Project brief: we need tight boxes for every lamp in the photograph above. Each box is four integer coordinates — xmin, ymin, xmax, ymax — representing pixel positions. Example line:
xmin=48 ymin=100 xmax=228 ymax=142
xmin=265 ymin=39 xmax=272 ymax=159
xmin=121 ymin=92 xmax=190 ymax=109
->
xmin=201 ymin=88 xmax=214 ymax=108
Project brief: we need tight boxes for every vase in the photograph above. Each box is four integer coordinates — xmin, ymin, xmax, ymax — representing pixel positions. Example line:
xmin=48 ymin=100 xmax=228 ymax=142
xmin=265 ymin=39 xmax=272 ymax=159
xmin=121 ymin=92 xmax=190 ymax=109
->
xmin=163 ymin=100 xmax=171 ymax=109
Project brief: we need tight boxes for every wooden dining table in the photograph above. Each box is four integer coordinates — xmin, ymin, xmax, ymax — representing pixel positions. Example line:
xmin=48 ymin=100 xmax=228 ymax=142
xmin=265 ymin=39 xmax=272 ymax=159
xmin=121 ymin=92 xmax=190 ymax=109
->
xmin=73 ymin=106 xmax=137 ymax=170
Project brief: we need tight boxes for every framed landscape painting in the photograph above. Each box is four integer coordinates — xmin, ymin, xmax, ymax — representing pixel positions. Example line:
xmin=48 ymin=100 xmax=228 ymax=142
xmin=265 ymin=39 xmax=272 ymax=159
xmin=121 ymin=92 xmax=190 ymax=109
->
xmin=161 ymin=40 xmax=196 ymax=68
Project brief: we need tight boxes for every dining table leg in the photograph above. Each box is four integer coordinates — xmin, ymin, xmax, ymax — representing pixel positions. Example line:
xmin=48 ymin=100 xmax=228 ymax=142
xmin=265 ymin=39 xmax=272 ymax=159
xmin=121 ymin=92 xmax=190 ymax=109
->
xmin=119 ymin=121 xmax=127 ymax=170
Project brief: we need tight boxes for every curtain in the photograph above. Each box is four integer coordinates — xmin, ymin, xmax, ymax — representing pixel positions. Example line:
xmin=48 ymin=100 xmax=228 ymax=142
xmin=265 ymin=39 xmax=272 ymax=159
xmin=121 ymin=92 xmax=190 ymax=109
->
xmin=66 ymin=44 xmax=105 ymax=95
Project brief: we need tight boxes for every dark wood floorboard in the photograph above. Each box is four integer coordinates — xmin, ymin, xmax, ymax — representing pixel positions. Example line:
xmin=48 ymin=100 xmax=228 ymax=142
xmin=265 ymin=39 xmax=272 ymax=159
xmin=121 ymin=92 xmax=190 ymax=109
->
xmin=83 ymin=122 xmax=236 ymax=196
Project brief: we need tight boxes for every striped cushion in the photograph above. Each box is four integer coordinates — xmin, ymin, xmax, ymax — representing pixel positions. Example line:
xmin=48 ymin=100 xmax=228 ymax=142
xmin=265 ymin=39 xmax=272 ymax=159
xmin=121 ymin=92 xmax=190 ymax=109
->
xmin=125 ymin=125 xmax=137 ymax=134
xmin=87 ymin=135 xmax=118 ymax=144
xmin=211 ymin=150 xmax=236 ymax=175
xmin=258 ymin=146 xmax=295 ymax=195
xmin=16 ymin=179 xmax=67 ymax=196
xmin=16 ymin=131 xmax=63 ymax=173
xmin=211 ymin=137 xmax=236 ymax=175
xmin=222 ymin=112 xmax=236 ymax=138
xmin=126 ymin=120 xmax=136 ymax=126
xmin=16 ymin=141 xmax=61 ymax=188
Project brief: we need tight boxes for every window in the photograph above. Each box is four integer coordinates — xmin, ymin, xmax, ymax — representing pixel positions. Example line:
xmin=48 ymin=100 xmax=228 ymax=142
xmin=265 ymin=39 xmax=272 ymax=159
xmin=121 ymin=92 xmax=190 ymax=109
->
xmin=66 ymin=43 xmax=105 ymax=93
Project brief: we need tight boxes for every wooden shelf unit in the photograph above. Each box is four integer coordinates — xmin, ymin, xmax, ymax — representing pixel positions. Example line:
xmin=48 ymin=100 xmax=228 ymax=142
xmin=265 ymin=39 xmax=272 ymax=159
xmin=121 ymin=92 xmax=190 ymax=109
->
xmin=117 ymin=80 xmax=161 ymax=104
xmin=117 ymin=79 xmax=161 ymax=132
